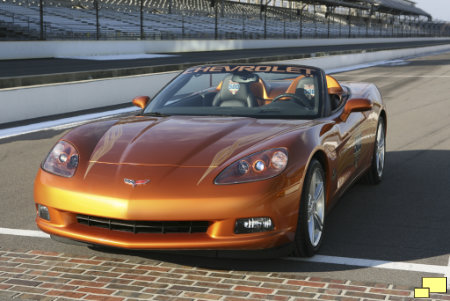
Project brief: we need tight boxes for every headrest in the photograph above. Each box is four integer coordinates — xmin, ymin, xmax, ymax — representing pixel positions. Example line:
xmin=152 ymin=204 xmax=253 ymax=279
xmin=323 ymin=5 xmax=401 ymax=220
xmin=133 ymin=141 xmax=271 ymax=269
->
xmin=212 ymin=75 xmax=257 ymax=107
xmin=286 ymin=75 xmax=316 ymax=101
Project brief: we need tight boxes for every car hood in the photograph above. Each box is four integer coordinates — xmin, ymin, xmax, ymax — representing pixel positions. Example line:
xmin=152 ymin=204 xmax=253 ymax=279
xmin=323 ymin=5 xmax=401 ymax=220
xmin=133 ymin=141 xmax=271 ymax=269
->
xmin=89 ymin=116 xmax=309 ymax=163
xmin=70 ymin=115 xmax=314 ymax=188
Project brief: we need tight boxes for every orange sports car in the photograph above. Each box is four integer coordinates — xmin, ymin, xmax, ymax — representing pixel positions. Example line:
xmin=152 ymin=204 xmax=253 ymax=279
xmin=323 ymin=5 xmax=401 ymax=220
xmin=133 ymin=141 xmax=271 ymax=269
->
xmin=34 ymin=64 xmax=386 ymax=257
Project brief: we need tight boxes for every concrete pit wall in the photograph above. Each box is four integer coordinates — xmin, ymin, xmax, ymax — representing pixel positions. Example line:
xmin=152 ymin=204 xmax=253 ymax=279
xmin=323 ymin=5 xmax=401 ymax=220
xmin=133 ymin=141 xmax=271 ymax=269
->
xmin=1 ymin=38 xmax=450 ymax=60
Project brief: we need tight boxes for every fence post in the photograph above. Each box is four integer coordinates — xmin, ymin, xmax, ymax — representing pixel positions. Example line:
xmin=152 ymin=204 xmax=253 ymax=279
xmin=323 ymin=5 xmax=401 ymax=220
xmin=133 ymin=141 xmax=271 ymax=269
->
xmin=379 ymin=13 xmax=382 ymax=36
xmin=182 ymin=15 xmax=185 ymax=39
xmin=313 ymin=4 xmax=317 ymax=38
xmin=391 ymin=17 xmax=394 ymax=37
xmin=39 ymin=0 xmax=44 ymax=40
xmin=263 ymin=4 xmax=267 ymax=39
xmin=140 ymin=0 xmax=144 ymax=39
xmin=214 ymin=2 xmax=218 ymax=39
xmin=299 ymin=5 xmax=303 ymax=39
xmin=242 ymin=16 xmax=245 ymax=39
xmin=365 ymin=16 xmax=369 ymax=37
xmin=331 ymin=9 xmax=335 ymax=38
xmin=94 ymin=0 xmax=100 ymax=40
xmin=299 ymin=18 xmax=302 ymax=39
xmin=409 ymin=16 xmax=412 ymax=37
xmin=347 ymin=14 xmax=351 ymax=38
xmin=416 ymin=17 xmax=419 ymax=37
xmin=326 ymin=9 xmax=330 ymax=38
xmin=401 ymin=20 xmax=404 ymax=37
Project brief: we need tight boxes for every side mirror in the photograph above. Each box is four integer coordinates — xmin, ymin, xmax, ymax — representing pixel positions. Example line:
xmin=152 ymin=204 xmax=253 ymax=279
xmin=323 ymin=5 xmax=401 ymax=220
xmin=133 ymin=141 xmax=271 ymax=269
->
xmin=326 ymin=75 xmax=343 ymax=96
xmin=132 ymin=96 xmax=150 ymax=109
xmin=340 ymin=98 xmax=372 ymax=121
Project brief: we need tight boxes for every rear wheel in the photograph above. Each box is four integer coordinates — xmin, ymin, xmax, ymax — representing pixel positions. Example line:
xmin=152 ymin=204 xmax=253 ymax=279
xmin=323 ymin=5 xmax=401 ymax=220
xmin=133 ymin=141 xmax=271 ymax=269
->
xmin=364 ymin=117 xmax=385 ymax=185
xmin=293 ymin=159 xmax=326 ymax=257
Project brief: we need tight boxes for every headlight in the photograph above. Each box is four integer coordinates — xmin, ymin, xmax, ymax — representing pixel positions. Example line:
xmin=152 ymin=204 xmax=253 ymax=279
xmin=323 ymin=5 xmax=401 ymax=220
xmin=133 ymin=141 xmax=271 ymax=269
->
xmin=42 ymin=140 xmax=79 ymax=177
xmin=215 ymin=148 xmax=288 ymax=184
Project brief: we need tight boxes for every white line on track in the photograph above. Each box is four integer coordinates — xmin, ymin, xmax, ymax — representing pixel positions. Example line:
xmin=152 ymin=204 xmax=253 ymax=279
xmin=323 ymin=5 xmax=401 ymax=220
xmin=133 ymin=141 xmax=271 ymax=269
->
xmin=285 ymin=255 xmax=448 ymax=275
xmin=445 ymin=256 xmax=450 ymax=289
xmin=0 ymin=227 xmax=49 ymax=238
xmin=0 ymin=106 xmax=139 ymax=140
xmin=339 ymin=75 xmax=450 ymax=78
xmin=387 ymin=75 xmax=450 ymax=78
xmin=0 ymin=226 xmax=448 ymax=276
xmin=325 ymin=59 xmax=408 ymax=74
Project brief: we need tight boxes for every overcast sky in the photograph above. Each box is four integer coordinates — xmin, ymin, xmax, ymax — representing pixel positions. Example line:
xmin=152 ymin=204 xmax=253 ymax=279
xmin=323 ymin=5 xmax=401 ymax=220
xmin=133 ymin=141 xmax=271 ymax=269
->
xmin=413 ymin=0 xmax=450 ymax=22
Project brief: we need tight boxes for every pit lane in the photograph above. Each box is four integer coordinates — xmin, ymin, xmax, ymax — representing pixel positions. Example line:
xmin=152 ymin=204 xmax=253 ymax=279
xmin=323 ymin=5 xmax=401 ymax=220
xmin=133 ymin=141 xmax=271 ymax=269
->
xmin=0 ymin=52 xmax=449 ymax=299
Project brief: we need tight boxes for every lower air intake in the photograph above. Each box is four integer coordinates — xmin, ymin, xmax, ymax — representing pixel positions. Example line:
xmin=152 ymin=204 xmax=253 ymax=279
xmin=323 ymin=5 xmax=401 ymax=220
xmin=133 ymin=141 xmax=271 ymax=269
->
xmin=77 ymin=215 xmax=209 ymax=234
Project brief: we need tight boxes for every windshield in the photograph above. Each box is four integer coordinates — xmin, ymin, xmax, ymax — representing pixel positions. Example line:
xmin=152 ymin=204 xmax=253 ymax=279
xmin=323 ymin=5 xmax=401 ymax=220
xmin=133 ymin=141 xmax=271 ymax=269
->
xmin=144 ymin=65 xmax=325 ymax=119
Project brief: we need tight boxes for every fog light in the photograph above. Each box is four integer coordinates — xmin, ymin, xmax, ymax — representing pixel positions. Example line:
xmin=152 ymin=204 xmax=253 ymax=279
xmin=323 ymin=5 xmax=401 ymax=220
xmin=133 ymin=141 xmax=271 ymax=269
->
xmin=38 ymin=204 xmax=50 ymax=221
xmin=235 ymin=217 xmax=273 ymax=234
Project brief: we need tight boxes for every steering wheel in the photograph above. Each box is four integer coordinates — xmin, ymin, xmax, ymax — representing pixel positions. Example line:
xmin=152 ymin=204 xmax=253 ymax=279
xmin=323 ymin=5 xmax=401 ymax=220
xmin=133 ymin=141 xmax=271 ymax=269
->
xmin=271 ymin=93 xmax=313 ymax=110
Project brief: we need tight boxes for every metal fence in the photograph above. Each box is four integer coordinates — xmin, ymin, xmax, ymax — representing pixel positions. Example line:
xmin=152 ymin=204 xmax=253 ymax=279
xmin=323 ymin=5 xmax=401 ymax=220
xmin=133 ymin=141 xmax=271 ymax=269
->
xmin=0 ymin=0 xmax=449 ymax=40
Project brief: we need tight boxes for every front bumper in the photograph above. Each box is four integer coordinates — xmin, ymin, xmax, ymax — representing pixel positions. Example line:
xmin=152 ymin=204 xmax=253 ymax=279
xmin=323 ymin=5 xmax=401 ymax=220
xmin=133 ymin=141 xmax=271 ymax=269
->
xmin=34 ymin=169 xmax=302 ymax=251
xmin=35 ymin=204 xmax=294 ymax=251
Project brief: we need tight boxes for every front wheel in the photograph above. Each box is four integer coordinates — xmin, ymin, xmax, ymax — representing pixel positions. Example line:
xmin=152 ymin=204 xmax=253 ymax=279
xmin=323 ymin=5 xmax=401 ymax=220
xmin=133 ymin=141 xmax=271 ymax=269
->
xmin=293 ymin=159 xmax=326 ymax=257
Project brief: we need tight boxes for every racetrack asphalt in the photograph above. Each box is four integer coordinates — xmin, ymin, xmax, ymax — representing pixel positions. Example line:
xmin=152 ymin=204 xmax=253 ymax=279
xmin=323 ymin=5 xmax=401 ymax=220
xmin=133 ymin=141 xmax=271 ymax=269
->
xmin=0 ymin=51 xmax=449 ymax=300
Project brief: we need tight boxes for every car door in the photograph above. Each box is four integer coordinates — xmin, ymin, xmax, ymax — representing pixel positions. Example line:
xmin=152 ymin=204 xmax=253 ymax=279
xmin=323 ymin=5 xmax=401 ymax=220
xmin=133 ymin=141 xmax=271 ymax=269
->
xmin=334 ymin=107 xmax=367 ymax=191
xmin=321 ymin=95 xmax=371 ymax=199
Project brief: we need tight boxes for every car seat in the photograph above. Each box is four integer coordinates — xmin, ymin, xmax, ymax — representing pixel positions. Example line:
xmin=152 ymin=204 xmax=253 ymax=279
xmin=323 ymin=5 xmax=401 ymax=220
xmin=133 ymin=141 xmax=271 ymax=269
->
xmin=212 ymin=75 xmax=258 ymax=107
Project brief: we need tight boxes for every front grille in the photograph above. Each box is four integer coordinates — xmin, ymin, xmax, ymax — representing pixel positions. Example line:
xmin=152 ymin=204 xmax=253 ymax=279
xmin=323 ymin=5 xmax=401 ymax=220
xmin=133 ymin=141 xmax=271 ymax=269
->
xmin=77 ymin=214 xmax=209 ymax=234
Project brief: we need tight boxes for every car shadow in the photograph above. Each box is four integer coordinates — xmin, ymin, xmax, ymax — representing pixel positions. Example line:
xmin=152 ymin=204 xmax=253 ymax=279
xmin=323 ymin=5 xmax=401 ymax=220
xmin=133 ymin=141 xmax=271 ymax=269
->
xmin=88 ymin=149 xmax=450 ymax=273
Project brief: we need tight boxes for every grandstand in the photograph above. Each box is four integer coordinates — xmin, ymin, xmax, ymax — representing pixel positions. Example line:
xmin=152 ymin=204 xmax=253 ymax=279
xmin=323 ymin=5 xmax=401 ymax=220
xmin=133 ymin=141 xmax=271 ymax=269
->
xmin=0 ymin=0 xmax=448 ymax=40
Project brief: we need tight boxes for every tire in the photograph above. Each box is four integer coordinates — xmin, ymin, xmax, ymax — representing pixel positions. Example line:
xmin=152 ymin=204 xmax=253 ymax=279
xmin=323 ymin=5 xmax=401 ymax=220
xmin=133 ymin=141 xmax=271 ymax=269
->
xmin=364 ymin=117 xmax=386 ymax=185
xmin=293 ymin=159 xmax=326 ymax=257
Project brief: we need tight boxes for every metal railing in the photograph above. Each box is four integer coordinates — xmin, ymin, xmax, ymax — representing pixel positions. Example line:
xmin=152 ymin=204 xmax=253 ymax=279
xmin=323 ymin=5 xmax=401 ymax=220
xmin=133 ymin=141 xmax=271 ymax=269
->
xmin=1 ymin=0 xmax=449 ymax=40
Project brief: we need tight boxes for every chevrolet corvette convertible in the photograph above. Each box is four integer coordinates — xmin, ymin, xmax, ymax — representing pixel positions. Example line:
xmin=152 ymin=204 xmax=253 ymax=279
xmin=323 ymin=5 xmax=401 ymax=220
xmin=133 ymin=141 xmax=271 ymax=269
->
xmin=35 ymin=64 xmax=386 ymax=257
